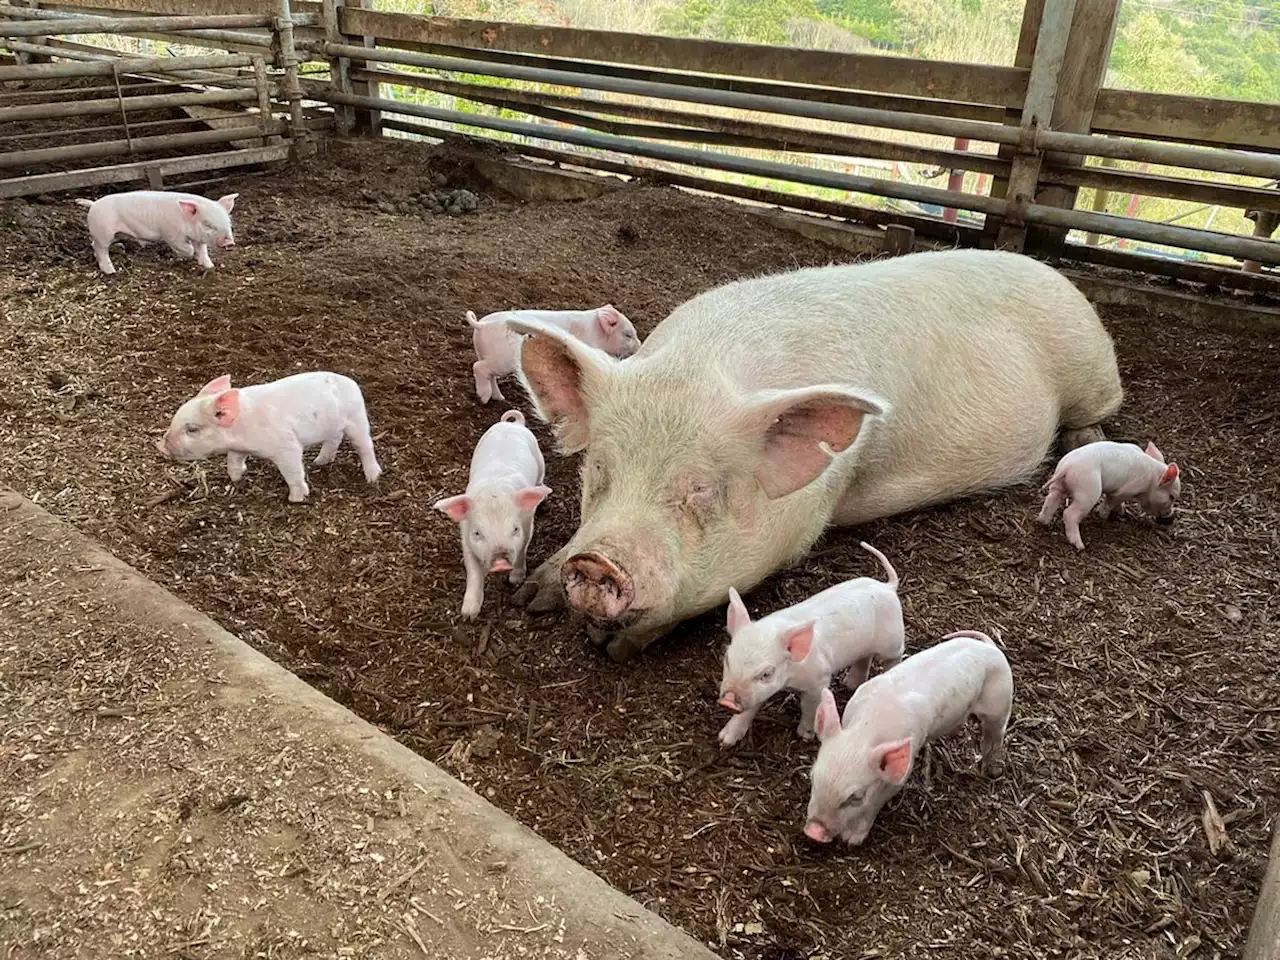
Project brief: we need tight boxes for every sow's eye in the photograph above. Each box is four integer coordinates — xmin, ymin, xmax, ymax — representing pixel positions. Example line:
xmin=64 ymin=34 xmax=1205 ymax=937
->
xmin=582 ymin=455 xmax=609 ymax=506
xmin=679 ymin=475 xmax=722 ymax=523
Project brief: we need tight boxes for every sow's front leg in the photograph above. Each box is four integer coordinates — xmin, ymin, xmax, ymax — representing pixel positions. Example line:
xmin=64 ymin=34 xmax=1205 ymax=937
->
xmin=511 ymin=544 xmax=570 ymax=612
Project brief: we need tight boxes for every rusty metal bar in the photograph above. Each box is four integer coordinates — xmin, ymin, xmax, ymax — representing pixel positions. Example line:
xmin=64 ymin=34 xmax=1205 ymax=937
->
xmin=314 ymin=85 xmax=1280 ymax=264
xmin=351 ymin=67 xmax=1008 ymax=177
xmin=316 ymin=40 xmax=1280 ymax=180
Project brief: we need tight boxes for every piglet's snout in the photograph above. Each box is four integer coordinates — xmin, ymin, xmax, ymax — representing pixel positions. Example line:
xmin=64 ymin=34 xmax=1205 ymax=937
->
xmin=218 ymin=236 xmax=235 ymax=248
xmin=154 ymin=435 xmax=171 ymax=456
xmin=563 ymin=551 xmax=635 ymax=621
xmin=804 ymin=821 xmax=832 ymax=844
xmin=489 ymin=557 xmax=513 ymax=574
xmin=718 ymin=693 xmax=742 ymax=713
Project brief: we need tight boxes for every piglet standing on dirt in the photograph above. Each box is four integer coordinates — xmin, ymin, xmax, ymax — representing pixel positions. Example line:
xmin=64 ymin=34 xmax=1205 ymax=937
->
xmin=716 ymin=542 xmax=905 ymax=748
xmin=1037 ymin=440 xmax=1181 ymax=550
xmin=803 ymin=629 xmax=1013 ymax=847
xmin=434 ymin=410 xmax=552 ymax=619
xmin=156 ymin=372 xmax=381 ymax=503
xmin=75 ymin=189 xmax=238 ymax=275
xmin=466 ymin=305 xmax=640 ymax=404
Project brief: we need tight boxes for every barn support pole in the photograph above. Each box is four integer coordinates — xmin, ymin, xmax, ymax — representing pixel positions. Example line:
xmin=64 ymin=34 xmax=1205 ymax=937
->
xmin=1024 ymin=0 xmax=1122 ymax=256
xmin=1242 ymin=184 xmax=1280 ymax=273
xmin=1083 ymin=155 xmax=1115 ymax=245
xmin=273 ymin=0 xmax=310 ymax=157
xmin=321 ymin=0 xmax=355 ymax=135
xmin=994 ymin=0 xmax=1077 ymax=252
xmin=346 ymin=0 xmax=380 ymax=135
xmin=14 ymin=0 xmax=51 ymax=64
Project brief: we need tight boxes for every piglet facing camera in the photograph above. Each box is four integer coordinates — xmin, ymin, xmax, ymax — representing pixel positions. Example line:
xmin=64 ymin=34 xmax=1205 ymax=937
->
xmin=434 ymin=410 xmax=552 ymax=619
xmin=716 ymin=541 xmax=905 ymax=748
xmin=156 ymin=371 xmax=381 ymax=503
xmin=803 ymin=631 xmax=1013 ymax=847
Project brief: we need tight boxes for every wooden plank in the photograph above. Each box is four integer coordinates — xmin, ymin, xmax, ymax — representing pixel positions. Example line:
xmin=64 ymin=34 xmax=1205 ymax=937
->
xmin=0 ymin=142 xmax=288 ymax=196
xmin=1244 ymin=819 xmax=1280 ymax=960
xmin=1093 ymin=89 xmax=1280 ymax=153
xmin=1044 ymin=164 xmax=1280 ymax=214
xmin=340 ymin=8 xmax=1028 ymax=109
xmin=1061 ymin=243 xmax=1280 ymax=295
xmin=1025 ymin=0 xmax=1121 ymax=255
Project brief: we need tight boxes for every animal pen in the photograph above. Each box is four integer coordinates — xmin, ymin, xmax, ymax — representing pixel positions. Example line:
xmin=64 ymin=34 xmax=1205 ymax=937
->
xmin=1 ymin=0 xmax=1279 ymax=283
xmin=2 ymin=1 xmax=1280 ymax=958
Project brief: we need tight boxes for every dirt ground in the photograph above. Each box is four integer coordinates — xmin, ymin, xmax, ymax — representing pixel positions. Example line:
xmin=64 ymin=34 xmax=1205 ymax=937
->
xmin=1 ymin=135 xmax=1277 ymax=960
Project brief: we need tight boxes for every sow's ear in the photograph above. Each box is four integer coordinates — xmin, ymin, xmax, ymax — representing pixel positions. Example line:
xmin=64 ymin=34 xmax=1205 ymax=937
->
xmin=509 ymin=318 xmax=616 ymax=455
xmin=739 ymin=385 xmax=887 ymax=499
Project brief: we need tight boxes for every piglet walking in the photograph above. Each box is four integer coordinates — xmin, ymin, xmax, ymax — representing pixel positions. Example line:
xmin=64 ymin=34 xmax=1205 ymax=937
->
xmin=716 ymin=542 xmax=905 ymax=748
xmin=1037 ymin=440 xmax=1181 ymax=550
xmin=804 ymin=630 xmax=1013 ymax=847
xmin=466 ymin=305 xmax=640 ymax=403
xmin=76 ymin=190 xmax=238 ymax=274
xmin=434 ymin=410 xmax=552 ymax=619
xmin=156 ymin=372 xmax=381 ymax=503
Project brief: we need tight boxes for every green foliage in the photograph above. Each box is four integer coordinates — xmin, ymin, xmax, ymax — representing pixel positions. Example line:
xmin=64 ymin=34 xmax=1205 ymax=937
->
xmin=657 ymin=0 xmax=823 ymax=44
xmin=1108 ymin=0 xmax=1280 ymax=101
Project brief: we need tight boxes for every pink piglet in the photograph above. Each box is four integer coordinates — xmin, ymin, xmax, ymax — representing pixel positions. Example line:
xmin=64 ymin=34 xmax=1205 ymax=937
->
xmin=1037 ymin=440 xmax=1181 ymax=550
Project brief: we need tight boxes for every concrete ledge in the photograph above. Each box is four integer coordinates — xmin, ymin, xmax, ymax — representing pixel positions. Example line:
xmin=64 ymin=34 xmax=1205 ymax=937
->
xmin=473 ymin=157 xmax=623 ymax=202
xmin=0 ymin=490 xmax=719 ymax=960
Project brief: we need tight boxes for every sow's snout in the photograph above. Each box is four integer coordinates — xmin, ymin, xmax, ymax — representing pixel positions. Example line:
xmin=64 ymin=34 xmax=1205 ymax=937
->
xmin=562 ymin=551 xmax=635 ymax=621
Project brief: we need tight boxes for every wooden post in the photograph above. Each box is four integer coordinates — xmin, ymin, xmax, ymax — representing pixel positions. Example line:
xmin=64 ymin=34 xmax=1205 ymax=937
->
xmin=321 ymin=0 xmax=356 ymax=136
xmin=1245 ymin=818 xmax=1280 ymax=960
xmin=1025 ymin=0 xmax=1122 ymax=255
xmin=1083 ymin=155 xmax=1115 ymax=245
xmin=995 ymin=0 xmax=1078 ymax=252
xmin=882 ymin=224 xmax=915 ymax=256
xmin=347 ymin=0 xmax=380 ymax=135
xmin=16 ymin=0 xmax=53 ymax=65
xmin=1241 ymin=188 xmax=1279 ymax=273
xmin=981 ymin=0 xmax=1044 ymax=244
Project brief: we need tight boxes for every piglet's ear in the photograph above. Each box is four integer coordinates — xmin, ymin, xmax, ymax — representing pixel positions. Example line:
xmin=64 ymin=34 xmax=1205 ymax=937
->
xmin=212 ymin=388 xmax=240 ymax=426
xmin=726 ymin=587 xmax=751 ymax=636
xmin=513 ymin=485 xmax=552 ymax=513
xmin=1144 ymin=441 xmax=1164 ymax=462
xmin=1159 ymin=462 xmax=1179 ymax=486
xmin=782 ymin=621 xmax=816 ymax=662
xmin=217 ymin=193 xmax=238 ymax=213
xmin=815 ymin=688 xmax=841 ymax=743
xmin=433 ymin=495 xmax=472 ymax=523
xmin=178 ymin=200 xmax=199 ymax=218
xmin=198 ymin=374 xmax=231 ymax=396
xmin=873 ymin=738 xmax=913 ymax=784
xmin=595 ymin=305 xmax=622 ymax=333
